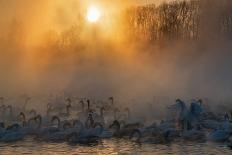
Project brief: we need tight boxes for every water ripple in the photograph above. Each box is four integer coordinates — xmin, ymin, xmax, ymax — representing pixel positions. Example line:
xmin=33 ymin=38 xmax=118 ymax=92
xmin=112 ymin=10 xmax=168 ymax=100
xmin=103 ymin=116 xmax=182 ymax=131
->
xmin=0 ymin=138 xmax=231 ymax=155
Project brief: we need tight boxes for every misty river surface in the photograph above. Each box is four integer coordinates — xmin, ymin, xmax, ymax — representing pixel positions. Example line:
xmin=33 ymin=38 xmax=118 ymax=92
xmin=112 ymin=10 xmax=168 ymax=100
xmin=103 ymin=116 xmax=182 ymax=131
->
xmin=0 ymin=138 xmax=231 ymax=155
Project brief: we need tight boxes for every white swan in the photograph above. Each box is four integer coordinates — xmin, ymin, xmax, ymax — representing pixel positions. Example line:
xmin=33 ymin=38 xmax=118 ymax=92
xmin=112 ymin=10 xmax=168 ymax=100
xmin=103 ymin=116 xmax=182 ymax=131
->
xmin=36 ymin=115 xmax=62 ymax=141
xmin=182 ymin=125 xmax=206 ymax=141
xmin=0 ymin=124 xmax=26 ymax=142
xmin=207 ymin=120 xmax=232 ymax=142
xmin=42 ymin=121 xmax=73 ymax=142
xmin=67 ymin=123 xmax=104 ymax=143
xmin=129 ymin=120 xmax=179 ymax=143
xmin=208 ymin=129 xmax=231 ymax=142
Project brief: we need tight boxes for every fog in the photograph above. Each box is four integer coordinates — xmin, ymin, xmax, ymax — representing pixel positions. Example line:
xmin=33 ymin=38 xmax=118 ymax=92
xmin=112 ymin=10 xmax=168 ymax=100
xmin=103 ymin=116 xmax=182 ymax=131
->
xmin=0 ymin=0 xmax=232 ymax=115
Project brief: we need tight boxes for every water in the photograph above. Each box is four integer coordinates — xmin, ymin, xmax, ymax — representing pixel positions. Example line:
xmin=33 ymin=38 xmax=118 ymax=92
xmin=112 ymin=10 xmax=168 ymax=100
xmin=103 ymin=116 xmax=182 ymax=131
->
xmin=0 ymin=138 xmax=231 ymax=155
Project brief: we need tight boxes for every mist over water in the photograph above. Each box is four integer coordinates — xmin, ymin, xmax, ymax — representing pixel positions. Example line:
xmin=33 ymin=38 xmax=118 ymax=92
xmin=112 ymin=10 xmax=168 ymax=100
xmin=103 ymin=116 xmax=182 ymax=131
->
xmin=0 ymin=0 xmax=232 ymax=115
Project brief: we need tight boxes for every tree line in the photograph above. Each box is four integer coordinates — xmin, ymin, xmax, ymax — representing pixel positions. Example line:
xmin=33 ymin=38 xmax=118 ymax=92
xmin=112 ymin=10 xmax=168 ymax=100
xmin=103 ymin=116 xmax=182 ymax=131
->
xmin=122 ymin=0 xmax=232 ymax=41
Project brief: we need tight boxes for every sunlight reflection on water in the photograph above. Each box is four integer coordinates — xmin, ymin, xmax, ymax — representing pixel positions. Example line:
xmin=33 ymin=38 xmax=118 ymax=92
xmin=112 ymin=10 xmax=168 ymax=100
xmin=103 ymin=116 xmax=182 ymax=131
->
xmin=0 ymin=138 xmax=231 ymax=155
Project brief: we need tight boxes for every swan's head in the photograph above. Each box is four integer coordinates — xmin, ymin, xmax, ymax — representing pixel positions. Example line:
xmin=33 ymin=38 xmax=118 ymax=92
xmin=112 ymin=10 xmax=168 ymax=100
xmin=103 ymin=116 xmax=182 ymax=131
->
xmin=66 ymin=98 xmax=72 ymax=104
xmin=109 ymin=97 xmax=114 ymax=103
xmin=198 ymin=99 xmax=203 ymax=105
xmin=51 ymin=116 xmax=60 ymax=123
xmin=101 ymin=107 xmax=105 ymax=111
xmin=88 ymin=113 xmax=93 ymax=118
xmin=35 ymin=115 xmax=42 ymax=121
xmin=47 ymin=103 xmax=52 ymax=109
xmin=29 ymin=109 xmax=37 ymax=116
xmin=66 ymin=102 xmax=72 ymax=108
xmin=109 ymin=120 xmax=120 ymax=131
xmin=175 ymin=99 xmax=185 ymax=110
xmin=19 ymin=112 xmax=26 ymax=120
xmin=125 ymin=107 xmax=130 ymax=113
xmin=6 ymin=124 xmax=20 ymax=131
xmin=66 ymin=98 xmax=71 ymax=102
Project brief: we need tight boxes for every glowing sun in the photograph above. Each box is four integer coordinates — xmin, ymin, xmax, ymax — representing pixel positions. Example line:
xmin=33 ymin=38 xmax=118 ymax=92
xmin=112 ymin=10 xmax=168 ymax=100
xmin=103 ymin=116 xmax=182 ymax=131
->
xmin=87 ymin=6 xmax=102 ymax=23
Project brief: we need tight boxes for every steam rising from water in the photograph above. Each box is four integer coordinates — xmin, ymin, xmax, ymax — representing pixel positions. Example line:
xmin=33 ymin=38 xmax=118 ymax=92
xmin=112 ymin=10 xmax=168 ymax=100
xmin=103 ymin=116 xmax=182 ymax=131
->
xmin=0 ymin=0 xmax=232 ymax=112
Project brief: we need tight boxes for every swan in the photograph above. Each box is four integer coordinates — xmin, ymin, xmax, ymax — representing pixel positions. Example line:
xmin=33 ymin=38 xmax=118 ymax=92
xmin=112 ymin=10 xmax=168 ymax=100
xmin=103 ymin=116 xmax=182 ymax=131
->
xmin=90 ymin=107 xmax=106 ymax=127
xmin=77 ymin=114 xmax=109 ymax=139
xmin=0 ymin=124 xmax=26 ymax=142
xmin=208 ymin=129 xmax=231 ymax=142
xmin=76 ymin=100 xmax=93 ymax=122
xmin=42 ymin=121 xmax=73 ymax=142
xmin=29 ymin=109 xmax=37 ymax=118
xmin=129 ymin=125 xmax=155 ymax=142
xmin=207 ymin=120 xmax=232 ymax=142
xmin=182 ymin=125 xmax=206 ymax=141
xmin=90 ymin=109 xmax=113 ymax=139
xmin=58 ymin=100 xmax=71 ymax=119
xmin=169 ymin=99 xmax=202 ymax=130
xmin=103 ymin=108 xmax=119 ymax=126
xmin=118 ymin=107 xmax=144 ymax=129
xmin=109 ymin=97 xmax=114 ymax=106
xmin=130 ymin=126 xmax=178 ymax=144
xmin=200 ymin=119 xmax=221 ymax=130
xmin=36 ymin=115 xmax=63 ymax=141
xmin=104 ymin=97 xmax=115 ymax=111
xmin=67 ymin=122 xmax=104 ymax=143
xmin=18 ymin=112 xmax=27 ymax=127
xmin=129 ymin=120 xmax=179 ymax=143
xmin=228 ymin=136 xmax=232 ymax=149
xmin=109 ymin=120 xmax=140 ymax=138
xmin=9 ymin=112 xmax=41 ymax=136
xmin=4 ymin=105 xmax=14 ymax=123
xmin=27 ymin=114 xmax=43 ymax=135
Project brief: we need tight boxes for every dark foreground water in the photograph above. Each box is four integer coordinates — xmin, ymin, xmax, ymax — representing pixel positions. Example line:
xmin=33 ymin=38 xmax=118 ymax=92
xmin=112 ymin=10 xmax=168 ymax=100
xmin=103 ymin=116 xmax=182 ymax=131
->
xmin=0 ymin=138 xmax=231 ymax=155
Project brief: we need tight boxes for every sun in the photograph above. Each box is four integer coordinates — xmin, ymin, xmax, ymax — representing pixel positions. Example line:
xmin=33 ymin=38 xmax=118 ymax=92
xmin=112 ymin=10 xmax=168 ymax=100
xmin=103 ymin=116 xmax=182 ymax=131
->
xmin=87 ymin=6 xmax=102 ymax=23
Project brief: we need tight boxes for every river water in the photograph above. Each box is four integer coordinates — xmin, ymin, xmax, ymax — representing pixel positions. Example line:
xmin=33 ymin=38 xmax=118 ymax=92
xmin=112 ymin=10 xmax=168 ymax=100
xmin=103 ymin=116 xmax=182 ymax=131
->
xmin=0 ymin=137 xmax=231 ymax=155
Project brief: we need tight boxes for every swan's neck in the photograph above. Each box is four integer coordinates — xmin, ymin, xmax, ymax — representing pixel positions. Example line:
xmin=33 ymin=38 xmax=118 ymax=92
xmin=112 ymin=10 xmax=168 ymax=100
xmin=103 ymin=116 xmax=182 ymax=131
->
xmin=100 ymin=108 xmax=104 ymax=117
xmin=30 ymin=110 xmax=36 ymax=117
xmin=36 ymin=116 xmax=42 ymax=128
xmin=52 ymin=117 xmax=61 ymax=128
xmin=20 ymin=113 xmax=26 ymax=122
xmin=57 ymin=119 xmax=61 ymax=128
xmin=28 ymin=118 xmax=35 ymax=128
xmin=66 ymin=106 xmax=70 ymax=115
xmin=114 ymin=110 xmax=118 ymax=120
xmin=86 ymin=116 xmax=94 ymax=128
xmin=81 ymin=102 xmax=85 ymax=112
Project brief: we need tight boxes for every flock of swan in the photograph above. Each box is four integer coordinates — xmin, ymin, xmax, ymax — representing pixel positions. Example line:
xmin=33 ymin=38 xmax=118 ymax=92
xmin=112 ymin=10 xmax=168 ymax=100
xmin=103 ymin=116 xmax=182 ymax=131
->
xmin=0 ymin=96 xmax=232 ymax=149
